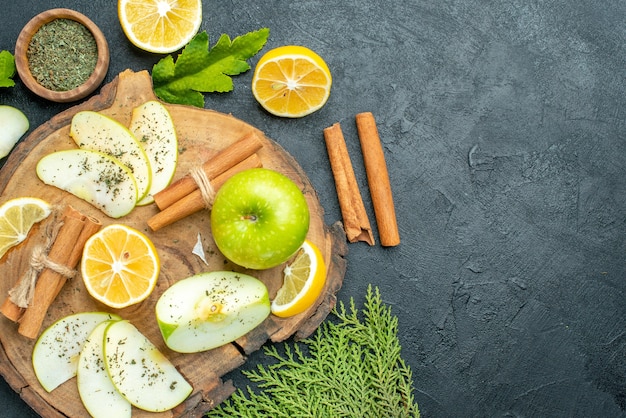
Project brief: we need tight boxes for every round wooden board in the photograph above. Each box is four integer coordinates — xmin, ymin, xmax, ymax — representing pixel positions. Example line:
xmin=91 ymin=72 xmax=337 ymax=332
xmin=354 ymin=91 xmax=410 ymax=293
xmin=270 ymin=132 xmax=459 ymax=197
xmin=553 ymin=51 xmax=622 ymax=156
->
xmin=0 ymin=70 xmax=347 ymax=417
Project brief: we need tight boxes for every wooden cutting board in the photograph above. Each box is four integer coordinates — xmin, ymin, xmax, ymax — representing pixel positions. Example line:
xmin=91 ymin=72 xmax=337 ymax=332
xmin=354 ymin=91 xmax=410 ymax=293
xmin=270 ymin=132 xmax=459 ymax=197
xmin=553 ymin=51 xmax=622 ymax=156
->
xmin=0 ymin=69 xmax=347 ymax=417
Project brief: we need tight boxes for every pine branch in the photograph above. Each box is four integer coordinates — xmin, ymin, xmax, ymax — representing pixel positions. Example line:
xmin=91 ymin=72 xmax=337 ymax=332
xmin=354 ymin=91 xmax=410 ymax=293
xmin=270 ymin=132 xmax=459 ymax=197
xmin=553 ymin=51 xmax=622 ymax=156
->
xmin=206 ymin=285 xmax=420 ymax=417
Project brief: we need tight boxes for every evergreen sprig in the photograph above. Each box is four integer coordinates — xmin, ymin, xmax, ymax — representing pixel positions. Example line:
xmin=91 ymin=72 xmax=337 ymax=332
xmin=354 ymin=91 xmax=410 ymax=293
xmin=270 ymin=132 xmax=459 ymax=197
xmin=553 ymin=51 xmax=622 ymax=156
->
xmin=206 ymin=286 xmax=420 ymax=417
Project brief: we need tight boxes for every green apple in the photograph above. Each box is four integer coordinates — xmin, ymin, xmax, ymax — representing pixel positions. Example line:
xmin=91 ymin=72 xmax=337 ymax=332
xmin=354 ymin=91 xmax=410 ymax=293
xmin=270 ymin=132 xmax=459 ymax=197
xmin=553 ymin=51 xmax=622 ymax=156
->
xmin=156 ymin=271 xmax=270 ymax=353
xmin=36 ymin=149 xmax=138 ymax=218
xmin=77 ymin=320 xmax=131 ymax=418
xmin=103 ymin=320 xmax=192 ymax=412
xmin=129 ymin=100 xmax=178 ymax=206
xmin=32 ymin=312 xmax=121 ymax=392
xmin=210 ymin=168 xmax=310 ymax=270
xmin=70 ymin=110 xmax=152 ymax=202
xmin=0 ymin=105 xmax=28 ymax=159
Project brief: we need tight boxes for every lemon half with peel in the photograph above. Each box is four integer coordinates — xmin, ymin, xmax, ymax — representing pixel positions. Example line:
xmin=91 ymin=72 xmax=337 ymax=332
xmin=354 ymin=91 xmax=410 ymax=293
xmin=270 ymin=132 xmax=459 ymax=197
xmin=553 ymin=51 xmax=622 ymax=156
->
xmin=271 ymin=240 xmax=327 ymax=318
xmin=118 ymin=0 xmax=202 ymax=53
xmin=0 ymin=197 xmax=51 ymax=260
xmin=81 ymin=224 xmax=160 ymax=309
xmin=252 ymin=45 xmax=332 ymax=118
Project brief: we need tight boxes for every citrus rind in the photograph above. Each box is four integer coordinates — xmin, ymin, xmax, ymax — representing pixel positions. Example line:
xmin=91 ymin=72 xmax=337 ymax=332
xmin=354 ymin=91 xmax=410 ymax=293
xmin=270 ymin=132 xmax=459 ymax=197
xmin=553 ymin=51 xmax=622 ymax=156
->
xmin=0 ymin=197 xmax=51 ymax=259
xmin=271 ymin=240 xmax=327 ymax=318
xmin=81 ymin=224 xmax=160 ymax=309
xmin=118 ymin=0 xmax=203 ymax=54
xmin=252 ymin=45 xmax=332 ymax=118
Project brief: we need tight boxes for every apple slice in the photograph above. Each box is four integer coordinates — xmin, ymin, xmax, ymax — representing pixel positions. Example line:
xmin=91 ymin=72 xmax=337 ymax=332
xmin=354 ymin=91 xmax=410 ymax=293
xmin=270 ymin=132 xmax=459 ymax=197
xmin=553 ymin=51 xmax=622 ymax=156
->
xmin=0 ymin=105 xmax=29 ymax=159
xmin=156 ymin=271 xmax=271 ymax=353
xmin=32 ymin=312 xmax=121 ymax=392
xmin=70 ymin=110 xmax=152 ymax=202
xmin=36 ymin=149 xmax=138 ymax=218
xmin=103 ymin=320 xmax=192 ymax=412
xmin=129 ymin=100 xmax=178 ymax=206
xmin=77 ymin=320 xmax=131 ymax=418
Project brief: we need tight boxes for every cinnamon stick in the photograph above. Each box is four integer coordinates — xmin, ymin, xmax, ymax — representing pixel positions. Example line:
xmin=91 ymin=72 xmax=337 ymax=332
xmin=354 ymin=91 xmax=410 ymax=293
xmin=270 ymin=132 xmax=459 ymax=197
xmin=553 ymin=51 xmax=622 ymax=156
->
xmin=0 ymin=211 xmax=68 ymax=322
xmin=355 ymin=112 xmax=400 ymax=247
xmin=0 ymin=293 xmax=24 ymax=322
xmin=148 ymin=153 xmax=263 ymax=231
xmin=154 ymin=132 xmax=263 ymax=210
xmin=323 ymin=123 xmax=375 ymax=245
xmin=13 ymin=206 xmax=101 ymax=339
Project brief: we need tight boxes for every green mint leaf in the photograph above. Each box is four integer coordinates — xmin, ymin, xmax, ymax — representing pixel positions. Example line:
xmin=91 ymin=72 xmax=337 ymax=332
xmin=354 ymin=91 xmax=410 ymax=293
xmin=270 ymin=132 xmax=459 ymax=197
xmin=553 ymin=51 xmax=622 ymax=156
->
xmin=152 ymin=28 xmax=270 ymax=107
xmin=0 ymin=51 xmax=16 ymax=88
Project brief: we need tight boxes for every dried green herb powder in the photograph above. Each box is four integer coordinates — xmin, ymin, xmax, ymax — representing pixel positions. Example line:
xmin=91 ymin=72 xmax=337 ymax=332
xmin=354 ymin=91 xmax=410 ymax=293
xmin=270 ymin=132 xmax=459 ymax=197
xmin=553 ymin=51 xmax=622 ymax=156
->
xmin=27 ymin=18 xmax=98 ymax=91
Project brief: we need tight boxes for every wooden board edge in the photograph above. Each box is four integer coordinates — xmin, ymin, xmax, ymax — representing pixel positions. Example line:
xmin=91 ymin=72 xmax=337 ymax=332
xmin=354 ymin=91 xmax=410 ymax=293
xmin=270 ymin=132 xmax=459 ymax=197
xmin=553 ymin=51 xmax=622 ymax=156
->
xmin=0 ymin=339 xmax=65 ymax=418
xmin=294 ymin=221 xmax=348 ymax=340
xmin=182 ymin=379 xmax=236 ymax=417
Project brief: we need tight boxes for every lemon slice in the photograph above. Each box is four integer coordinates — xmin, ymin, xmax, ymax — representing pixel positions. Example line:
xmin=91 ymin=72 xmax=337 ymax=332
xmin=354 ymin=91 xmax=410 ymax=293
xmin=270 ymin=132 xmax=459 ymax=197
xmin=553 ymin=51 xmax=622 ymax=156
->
xmin=252 ymin=45 xmax=332 ymax=118
xmin=81 ymin=224 xmax=160 ymax=309
xmin=0 ymin=197 xmax=51 ymax=259
xmin=118 ymin=0 xmax=202 ymax=53
xmin=271 ymin=240 xmax=327 ymax=317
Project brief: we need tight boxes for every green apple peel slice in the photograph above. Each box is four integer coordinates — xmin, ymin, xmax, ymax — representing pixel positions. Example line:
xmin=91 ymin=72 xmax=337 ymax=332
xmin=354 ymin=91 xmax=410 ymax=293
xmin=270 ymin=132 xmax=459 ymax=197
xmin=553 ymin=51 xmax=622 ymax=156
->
xmin=32 ymin=312 xmax=121 ymax=392
xmin=156 ymin=271 xmax=271 ymax=353
xmin=103 ymin=320 xmax=192 ymax=412
xmin=36 ymin=149 xmax=138 ymax=218
xmin=70 ymin=111 xmax=152 ymax=202
xmin=77 ymin=320 xmax=131 ymax=418
xmin=129 ymin=100 xmax=178 ymax=206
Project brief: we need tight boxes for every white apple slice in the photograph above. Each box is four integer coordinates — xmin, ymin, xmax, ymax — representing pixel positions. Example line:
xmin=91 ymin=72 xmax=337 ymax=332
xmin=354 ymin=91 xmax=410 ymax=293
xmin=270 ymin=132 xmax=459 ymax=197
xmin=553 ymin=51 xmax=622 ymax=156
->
xmin=103 ymin=320 xmax=192 ymax=412
xmin=70 ymin=110 xmax=152 ymax=202
xmin=156 ymin=271 xmax=271 ymax=353
xmin=129 ymin=100 xmax=178 ymax=206
xmin=77 ymin=320 xmax=131 ymax=418
xmin=0 ymin=105 xmax=29 ymax=159
xmin=32 ymin=312 xmax=121 ymax=392
xmin=36 ymin=149 xmax=138 ymax=218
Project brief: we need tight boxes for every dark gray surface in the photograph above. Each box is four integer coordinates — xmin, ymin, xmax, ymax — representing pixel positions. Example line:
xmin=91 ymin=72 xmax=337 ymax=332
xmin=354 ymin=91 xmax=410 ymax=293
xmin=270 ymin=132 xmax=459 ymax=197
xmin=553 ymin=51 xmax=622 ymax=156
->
xmin=2 ymin=1 xmax=626 ymax=417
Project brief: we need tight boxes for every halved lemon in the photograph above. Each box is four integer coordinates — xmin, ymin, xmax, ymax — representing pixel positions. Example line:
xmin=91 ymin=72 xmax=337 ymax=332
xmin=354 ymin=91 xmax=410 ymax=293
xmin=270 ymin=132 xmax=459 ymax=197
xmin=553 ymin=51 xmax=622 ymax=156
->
xmin=252 ymin=45 xmax=332 ymax=118
xmin=0 ymin=197 xmax=51 ymax=259
xmin=271 ymin=240 xmax=327 ymax=318
xmin=118 ymin=0 xmax=202 ymax=53
xmin=81 ymin=224 xmax=160 ymax=309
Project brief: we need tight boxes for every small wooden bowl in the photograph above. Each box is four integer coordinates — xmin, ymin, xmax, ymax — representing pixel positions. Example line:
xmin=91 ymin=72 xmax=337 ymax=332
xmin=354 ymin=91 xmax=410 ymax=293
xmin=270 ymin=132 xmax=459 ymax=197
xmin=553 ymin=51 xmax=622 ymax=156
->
xmin=15 ymin=9 xmax=109 ymax=103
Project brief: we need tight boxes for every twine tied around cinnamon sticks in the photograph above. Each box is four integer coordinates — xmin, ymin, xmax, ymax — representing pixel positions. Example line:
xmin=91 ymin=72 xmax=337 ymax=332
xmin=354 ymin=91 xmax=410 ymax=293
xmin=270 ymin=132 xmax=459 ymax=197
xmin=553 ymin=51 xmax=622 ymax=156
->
xmin=7 ymin=217 xmax=75 ymax=309
xmin=147 ymin=132 xmax=263 ymax=231
xmin=189 ymin=165 xmax=217 ymax=209
xmin=324 ymin=112 xmax=400 ymax=247
xmin=0 ymin=206 xmax=102 ymax=339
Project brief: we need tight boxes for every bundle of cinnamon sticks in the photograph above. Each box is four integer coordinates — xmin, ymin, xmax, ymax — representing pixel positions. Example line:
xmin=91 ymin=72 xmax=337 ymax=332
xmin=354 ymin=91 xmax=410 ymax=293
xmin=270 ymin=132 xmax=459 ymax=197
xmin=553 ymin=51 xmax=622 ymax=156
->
xmin=147 ymin=132 xmax=263 ymax=231
xmin=324 ymin=112 xmax=400 ymax=247
xmin=0 ymin=206 xmax=101 ymax=339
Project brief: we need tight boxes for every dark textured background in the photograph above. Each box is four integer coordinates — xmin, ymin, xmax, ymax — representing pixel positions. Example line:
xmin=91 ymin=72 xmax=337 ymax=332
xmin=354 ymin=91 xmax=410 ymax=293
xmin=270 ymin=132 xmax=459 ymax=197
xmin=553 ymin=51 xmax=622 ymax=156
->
xmin=2 ymin=1 xmax=626 ymax=417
